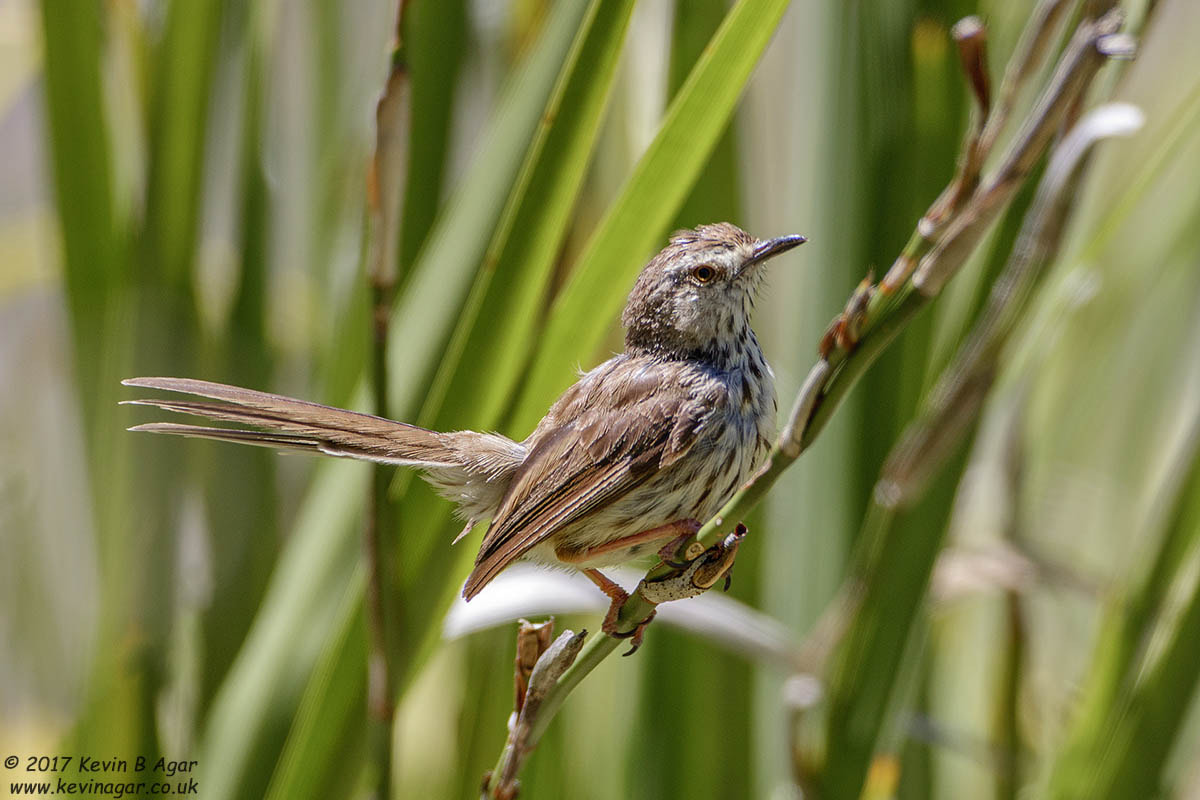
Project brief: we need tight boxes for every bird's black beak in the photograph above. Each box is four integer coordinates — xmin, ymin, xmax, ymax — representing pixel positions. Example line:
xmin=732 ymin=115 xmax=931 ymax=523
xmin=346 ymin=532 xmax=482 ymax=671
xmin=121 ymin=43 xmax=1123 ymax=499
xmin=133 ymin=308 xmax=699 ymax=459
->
xmin=750 ymin=234 xmax=807 ymax=264
xmin=741 ymin=234 xmax=807 ymax=274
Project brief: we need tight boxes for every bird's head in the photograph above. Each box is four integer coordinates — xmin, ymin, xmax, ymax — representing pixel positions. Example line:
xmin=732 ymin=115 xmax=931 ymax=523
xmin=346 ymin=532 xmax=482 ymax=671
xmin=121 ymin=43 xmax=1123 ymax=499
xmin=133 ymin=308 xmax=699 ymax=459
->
xmin=621 ymin=222 xmax=805 ymax=364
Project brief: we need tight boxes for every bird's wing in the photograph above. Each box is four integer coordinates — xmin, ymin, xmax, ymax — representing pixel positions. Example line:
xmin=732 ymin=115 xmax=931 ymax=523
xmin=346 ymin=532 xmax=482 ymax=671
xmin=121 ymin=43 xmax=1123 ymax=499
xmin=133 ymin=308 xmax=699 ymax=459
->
xmin=462 ymin=359 xmax=721 ymax=598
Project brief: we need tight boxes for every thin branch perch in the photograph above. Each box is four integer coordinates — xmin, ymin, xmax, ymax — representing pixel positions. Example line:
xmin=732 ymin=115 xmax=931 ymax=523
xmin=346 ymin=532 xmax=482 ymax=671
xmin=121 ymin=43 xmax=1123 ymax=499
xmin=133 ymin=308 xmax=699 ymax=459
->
xmin=365 ymin=3 xmax=412 ymax=797
xmin=484 ymin=628 xmax=587 ymax=800
xmin=879 ymin=102 xmax=1144 ymax=507
xmin=806 ymin=39 xmax=1139 ymax=800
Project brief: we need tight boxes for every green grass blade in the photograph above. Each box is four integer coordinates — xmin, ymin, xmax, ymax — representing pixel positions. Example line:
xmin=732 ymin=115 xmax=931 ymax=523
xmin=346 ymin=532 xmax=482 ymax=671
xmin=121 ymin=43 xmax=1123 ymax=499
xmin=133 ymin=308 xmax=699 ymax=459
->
xmin=509 ymin=0 xmax=793 ymax=433
xmin=386 ymin=0 xmax=640 ymax=693
xmin=383 ymin=0 xmax=591 ymax=418
xmin=37 ymin=1 xmax=121 ymax=298
xmin=194 ymin=7 xmax=593 ymax=795
xmin=667 ymin=0 xmax=742 ymax=231
xmin=39 ymin=0 xmax=181 ymax=772
xmin=399 ymin=0 xmax=468 ymax=274
xmin=197 ymin=460 xmax=366 ymax=800
xmin=1046 ymin=436 xmax=1200 ymax=799
xmin=36 ymin=0 xmax=126 ymax=456
xmin=198 ymin=9 xmax=281 ymax=709
xmin=263 ymin=572 xmax=369 ymax=800
xmin=145 ymin=0 xmax=225 ymax=287
xmin=377 ymin=0 xmax=595 ymax=683
xmin=421 ymin=0 xmax=638 ymax=446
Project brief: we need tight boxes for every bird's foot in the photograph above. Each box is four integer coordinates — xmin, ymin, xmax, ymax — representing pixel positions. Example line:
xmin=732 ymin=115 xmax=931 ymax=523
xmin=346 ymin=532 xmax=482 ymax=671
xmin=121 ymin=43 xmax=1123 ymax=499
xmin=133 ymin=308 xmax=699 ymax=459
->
xmin=581 ymin=522 xmax=746 ymax=655
xmin=605 ymin=606 xmax=657 ymax=657
xmin=641 ymin=523 xmax=747 ymax=605
xmin=583 ymin=569 xmax=657 ymax=656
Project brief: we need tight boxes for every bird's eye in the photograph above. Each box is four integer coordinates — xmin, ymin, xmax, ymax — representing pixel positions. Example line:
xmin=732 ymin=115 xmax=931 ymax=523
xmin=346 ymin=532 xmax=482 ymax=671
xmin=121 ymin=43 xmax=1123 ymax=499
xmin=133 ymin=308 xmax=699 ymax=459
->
xmin=691 ymin=265 xmax=717 ymax=284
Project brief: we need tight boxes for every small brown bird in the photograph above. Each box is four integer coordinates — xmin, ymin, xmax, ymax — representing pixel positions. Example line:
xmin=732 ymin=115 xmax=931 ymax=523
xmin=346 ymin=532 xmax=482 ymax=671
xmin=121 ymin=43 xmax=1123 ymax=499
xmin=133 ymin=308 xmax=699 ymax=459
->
xmin=125 ymin=223 xmax=804 ymax=646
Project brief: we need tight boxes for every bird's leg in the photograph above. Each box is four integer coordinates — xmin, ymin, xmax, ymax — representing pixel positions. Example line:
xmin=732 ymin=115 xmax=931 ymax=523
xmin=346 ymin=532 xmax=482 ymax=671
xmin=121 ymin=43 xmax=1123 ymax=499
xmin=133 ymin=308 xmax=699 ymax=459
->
xmin=559 ymin=518 xmax=734 ymax=655
xmin=556 ymin=518 xmax=702 ymax=564
xmin=656 ymin=529 xmax=708 ymax=569
xmin=580 ymin=569 xmax=655 ymax=655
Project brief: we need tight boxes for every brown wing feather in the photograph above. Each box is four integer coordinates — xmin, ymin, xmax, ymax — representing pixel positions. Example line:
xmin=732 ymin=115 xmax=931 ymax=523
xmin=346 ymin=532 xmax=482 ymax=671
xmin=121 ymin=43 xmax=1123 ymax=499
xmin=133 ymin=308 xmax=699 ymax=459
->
xmin=462 ymin=357 xmax=716 ymax=598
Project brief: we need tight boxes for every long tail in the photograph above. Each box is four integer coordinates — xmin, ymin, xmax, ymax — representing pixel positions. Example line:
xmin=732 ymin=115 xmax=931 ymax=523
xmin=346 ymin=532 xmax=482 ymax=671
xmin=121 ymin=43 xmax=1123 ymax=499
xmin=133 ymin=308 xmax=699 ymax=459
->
xmin=123 ymin=376 xmax=525 ymax=525
xmin=123 ymin=376 xmax=466 ymax=467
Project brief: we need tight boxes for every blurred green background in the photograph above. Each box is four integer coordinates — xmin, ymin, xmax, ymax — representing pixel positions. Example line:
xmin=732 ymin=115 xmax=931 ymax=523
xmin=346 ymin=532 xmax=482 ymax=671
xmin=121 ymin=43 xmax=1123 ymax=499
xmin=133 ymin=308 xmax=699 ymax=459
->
xmin=2 ymin=0 xmax=1199 ymax=798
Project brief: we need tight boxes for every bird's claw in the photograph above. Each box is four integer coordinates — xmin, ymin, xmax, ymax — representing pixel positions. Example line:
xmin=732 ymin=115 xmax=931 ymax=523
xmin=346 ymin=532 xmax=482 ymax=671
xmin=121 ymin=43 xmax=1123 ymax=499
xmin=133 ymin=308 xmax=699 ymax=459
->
xmin=595 ymin=522 xmax=747 ymax=654
xmin=640 ymin=523 xmax=747 ymax=604
xmin=613 ymin=612 xmax=656 ymax=657
xmin=601 ymin=597 xmax=656 ymax=656
xmin=592 ymin=578 xmax=656 ymax=655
